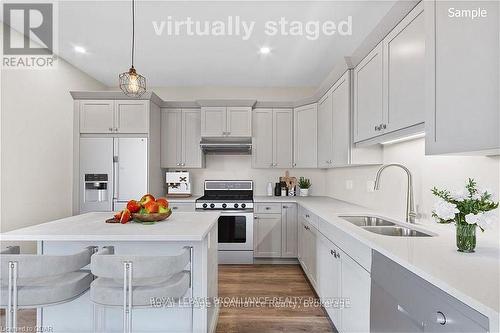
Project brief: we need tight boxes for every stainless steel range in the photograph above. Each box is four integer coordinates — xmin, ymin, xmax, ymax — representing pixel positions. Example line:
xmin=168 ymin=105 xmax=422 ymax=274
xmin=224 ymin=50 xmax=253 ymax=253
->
xmin=196 ymin=180 xmax=254 ymax=264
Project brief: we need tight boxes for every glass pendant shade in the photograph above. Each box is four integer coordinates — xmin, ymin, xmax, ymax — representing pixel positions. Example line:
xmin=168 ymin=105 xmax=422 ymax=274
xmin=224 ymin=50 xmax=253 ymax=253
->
xmin=119 ymin=67 xmax=146 ymax=97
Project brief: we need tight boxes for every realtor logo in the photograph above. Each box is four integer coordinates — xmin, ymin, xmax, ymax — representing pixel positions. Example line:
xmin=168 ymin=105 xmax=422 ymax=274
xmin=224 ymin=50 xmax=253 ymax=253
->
xmin=3 ymin=3 xmax=57 ymax=68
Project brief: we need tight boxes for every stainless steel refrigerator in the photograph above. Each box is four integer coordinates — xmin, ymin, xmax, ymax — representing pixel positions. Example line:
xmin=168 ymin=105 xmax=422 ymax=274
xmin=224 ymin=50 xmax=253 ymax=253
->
xmin=79 ymin=137 xmax=147 ymax=213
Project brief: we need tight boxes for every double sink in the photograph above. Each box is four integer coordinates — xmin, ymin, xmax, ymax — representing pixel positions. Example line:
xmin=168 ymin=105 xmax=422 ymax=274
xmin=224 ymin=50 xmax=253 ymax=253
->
xmin=339 ymin=216 xmax=433 ymax=237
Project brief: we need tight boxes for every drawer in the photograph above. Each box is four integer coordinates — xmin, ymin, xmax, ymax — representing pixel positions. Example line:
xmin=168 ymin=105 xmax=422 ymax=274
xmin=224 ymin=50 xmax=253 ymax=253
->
xmin=169 ymin=202 xmax=195 ymax=212
xmin=318 ymin=217 xmax=371 ymax=272
xmin=254 ymin=203 xmax=282 ymax=214
xmin=300 ymin=206 xmax=318 ymax=229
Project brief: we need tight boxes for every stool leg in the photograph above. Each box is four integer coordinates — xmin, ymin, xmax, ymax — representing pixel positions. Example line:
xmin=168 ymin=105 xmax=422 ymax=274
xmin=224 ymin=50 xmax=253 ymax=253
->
xmin=123 ymin=261 xmax=132 ymax=333
xmin=7 ymin=261 xmax=18 ymax=331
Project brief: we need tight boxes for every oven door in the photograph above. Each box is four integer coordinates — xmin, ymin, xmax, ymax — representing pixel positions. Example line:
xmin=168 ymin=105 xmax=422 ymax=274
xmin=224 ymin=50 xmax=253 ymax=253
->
xmin=217 ymin=212 xmax=253 ymax=251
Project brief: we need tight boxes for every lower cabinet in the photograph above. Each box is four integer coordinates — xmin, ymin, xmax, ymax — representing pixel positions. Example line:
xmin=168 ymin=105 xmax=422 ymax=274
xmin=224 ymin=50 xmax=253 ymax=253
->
xmin=254 ymin=203 xmax=298 ymax=258
xmin=253 ymin=213 xmax=282 ymax=257
xmin=318 ymin=232 xmax=371 ymax=333
xmin=299 ymin=218 xmax=318 ymax=289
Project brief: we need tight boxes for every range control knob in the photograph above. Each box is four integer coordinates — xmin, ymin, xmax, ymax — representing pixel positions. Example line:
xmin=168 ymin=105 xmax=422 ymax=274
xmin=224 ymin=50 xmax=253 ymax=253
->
xmin=234 ymin=203 xmax=239 ymax=208
xmin=222 ymin=203 xmax=227 ymax=209
xmin=202 ymin=203 xmax=208 ymax=209
xmin=241 ymin=203 xmax=246 ymax=209
xmin=210 ymin=203 xmax=215 ymax=209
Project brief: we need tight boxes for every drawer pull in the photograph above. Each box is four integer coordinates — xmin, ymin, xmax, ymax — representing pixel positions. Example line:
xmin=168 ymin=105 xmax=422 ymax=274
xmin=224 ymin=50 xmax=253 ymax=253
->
xmin=172 ymin=206 xmax=178 ymax=210
xmin=265 ymin=207 xmax=271 ymax=210
xmin=305 ymin=214 xmax=310 ymax=218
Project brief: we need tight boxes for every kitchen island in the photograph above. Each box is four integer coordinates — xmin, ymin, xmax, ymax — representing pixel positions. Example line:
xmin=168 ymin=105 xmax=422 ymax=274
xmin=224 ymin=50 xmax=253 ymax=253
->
xmin=0 ymin=211 xmax=220 ymax=333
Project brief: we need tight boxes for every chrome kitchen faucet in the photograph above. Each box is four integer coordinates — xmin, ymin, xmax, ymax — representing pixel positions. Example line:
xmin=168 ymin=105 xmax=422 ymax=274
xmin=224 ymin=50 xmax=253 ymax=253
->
xmin=374 ymin=164 xmax=417 ymax=224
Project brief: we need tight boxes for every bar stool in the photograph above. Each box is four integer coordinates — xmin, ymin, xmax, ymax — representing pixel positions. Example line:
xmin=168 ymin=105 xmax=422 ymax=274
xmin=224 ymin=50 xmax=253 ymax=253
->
xmin=90 ymin=246 xmax=193 ymax=333
xmin=0 ymin=245 xmax=96 ymax=331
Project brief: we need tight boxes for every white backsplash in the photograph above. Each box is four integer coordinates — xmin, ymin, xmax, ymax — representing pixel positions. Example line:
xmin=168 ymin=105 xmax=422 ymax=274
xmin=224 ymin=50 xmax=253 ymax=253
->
xmin=325 ymin=138 xmax=500 ymax=226
xmin=165 ymin=155 xmax=326 ymax=196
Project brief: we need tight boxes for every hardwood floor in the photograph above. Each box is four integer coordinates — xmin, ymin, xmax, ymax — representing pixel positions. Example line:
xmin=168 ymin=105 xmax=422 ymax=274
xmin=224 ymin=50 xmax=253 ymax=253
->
xmin=216 ymin=264 xmax=335 ymax=333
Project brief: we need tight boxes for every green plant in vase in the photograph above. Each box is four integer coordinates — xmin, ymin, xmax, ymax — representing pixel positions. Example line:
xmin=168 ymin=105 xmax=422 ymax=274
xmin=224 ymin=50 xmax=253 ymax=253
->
xmin=432 ymin=179 xmax=498 ymax=253
xmin=298 ymin=177 xmax=311 ymax=197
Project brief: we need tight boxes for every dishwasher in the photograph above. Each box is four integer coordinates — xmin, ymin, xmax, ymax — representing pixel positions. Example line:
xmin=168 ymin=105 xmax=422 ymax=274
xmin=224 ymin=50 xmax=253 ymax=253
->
xmin=370 ymin=251 xmax=489 ymax=333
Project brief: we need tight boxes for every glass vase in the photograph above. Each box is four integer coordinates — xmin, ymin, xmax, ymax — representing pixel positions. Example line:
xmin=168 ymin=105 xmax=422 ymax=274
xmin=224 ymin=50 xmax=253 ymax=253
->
xmin=456 ymin=222 xmax=476 ymax=253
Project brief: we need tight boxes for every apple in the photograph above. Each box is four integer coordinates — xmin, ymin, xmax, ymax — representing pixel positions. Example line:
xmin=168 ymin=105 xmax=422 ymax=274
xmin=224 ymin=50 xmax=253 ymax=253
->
xmin=159 ymin=205 xmax=170 ymax=214
xmin=156 ymin=198 xmax=169 ymax=208
xmin=126 ymin=200 xmax=141 ymax=213
xmin=120 ymin=209 xmax=131 ymax=224
xmin=144 ymin=201 xmax=159 ymax=214
xmin=140 ymin=194 xmax=155 ymax=206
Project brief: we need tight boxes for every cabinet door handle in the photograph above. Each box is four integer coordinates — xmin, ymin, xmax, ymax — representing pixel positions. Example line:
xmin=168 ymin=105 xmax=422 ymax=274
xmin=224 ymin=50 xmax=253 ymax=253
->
xmin=293 ymin=163 xmax=297 ymax=167
xmin=374 ymin=125 xmax=379 ymax=131
xmin=381 ymin=123 xmax=387 ymax=130
xmin=172 ymin=206 xmax=178 ymax=210
xmin=436 ymin=311 xmax=447 ymax=325
xmin=283 ymin=205 xmax=288 ymax=209
xmin=109 ymin=127 xmax=113 ymax=132
xmin=330 ymin=249 xmax=335 ymax=256
xmin=114 ymin=128 xmax=119 ymax=132
xmin=305 ymin=214 xmax=310 ymax=218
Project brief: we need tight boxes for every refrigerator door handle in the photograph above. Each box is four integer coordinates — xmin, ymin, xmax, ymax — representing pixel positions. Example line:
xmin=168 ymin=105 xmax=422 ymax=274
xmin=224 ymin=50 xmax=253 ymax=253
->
xmin=113 ymin=156 xmax=119 ymax=200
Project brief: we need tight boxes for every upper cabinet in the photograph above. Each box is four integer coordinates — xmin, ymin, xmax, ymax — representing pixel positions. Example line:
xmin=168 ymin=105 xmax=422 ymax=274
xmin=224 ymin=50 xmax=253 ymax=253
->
xmin=425 ymin=0 xmax=500 ymax=155
xmin=353 ymin=42 xmax=385 ymax=143
xmin=383 ymin=2 xmax=425 ymax=133
xmin=201 ymin=106 xmax=251 ymax=137
xmin=318 ymin=72 xmax=351 ymax=167
xmin=318 ymin=71 xmax=382 ymax=168
xmin=354 ymin=2 xmax=425 ymax=144
xmin=252 ymin=108 xmax=293 ymax=169
xmin=293 ymin=104 xmax=317 ymax=168
xmin=79 ymin=100 xmax=149 ymax=134
xmin=161 ymin=108 xmax=203 ymax=168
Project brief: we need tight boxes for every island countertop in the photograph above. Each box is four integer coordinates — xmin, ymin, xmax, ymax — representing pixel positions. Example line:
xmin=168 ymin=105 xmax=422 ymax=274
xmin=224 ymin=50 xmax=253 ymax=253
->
xmin=0 ymin=211 xmax=220 ymax=242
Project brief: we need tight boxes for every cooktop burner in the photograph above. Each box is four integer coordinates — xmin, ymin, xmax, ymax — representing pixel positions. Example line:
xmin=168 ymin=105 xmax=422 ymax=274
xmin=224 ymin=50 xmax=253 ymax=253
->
xmin=195 ymin=180 xmax=254 ymax=210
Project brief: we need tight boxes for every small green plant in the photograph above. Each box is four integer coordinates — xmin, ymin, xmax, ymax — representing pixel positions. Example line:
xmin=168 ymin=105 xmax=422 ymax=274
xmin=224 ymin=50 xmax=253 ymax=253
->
xmin=298 ymin=177 xmax=311 ymax=189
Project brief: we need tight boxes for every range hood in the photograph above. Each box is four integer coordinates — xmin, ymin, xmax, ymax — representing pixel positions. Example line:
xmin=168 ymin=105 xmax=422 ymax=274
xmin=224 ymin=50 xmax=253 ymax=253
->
xmin=200 ymin=138 xmax=252 ymax=155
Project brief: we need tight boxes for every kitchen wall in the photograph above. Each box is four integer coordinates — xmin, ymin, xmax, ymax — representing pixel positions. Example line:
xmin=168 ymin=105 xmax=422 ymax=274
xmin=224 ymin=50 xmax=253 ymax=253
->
xmin=165 ymin=155 xmax=326 ymax=196
xmin=0 ymin=25 xmax=107 ymax=252
xmin=325 ymin=138 xmax=500 ymax=227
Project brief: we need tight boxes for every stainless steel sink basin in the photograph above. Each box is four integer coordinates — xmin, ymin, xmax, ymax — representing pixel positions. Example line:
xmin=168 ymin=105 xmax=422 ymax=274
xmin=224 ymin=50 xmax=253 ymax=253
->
xmin=340 ymin=215 xmax=396 ymax=227
xmin=362 ymin=226 xmax=432 ymax=237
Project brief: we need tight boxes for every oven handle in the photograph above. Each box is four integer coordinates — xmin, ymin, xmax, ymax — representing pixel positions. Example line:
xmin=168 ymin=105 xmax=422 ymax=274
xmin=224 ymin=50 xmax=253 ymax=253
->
xmin=211 ymin=210 xmax=255 ymax=214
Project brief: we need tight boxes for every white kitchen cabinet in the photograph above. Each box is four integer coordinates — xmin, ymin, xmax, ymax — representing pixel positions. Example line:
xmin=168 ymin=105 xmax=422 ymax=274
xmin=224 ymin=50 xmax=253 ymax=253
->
xmin=79 ymin=100 xmax=149 ymax=134
xmin=318 ymin=234 xmax=342 ymax=329
xmin=293 ymin=104 xmax=317 ymax=168
xmin=273 ymin=109 xmax=293 ymax=168
xmin=252 ymin=109 xmax=274 ymax=168
xmin=317 ymin=92 xmax=333 ymax=168
xmin=79 ymin=100 xmax=115 ymax=133
xmin=161 ymin=109 xmax=182 ymax=168
xmin=201 ymin=106 xmax=251 ymax=137
xmin=299 ymin=219 xmax=318 ymax=289
xmin=252 ymin=108 xmax=292 ymax=169
xmin=383 ymin=2 xmax=425 ymax=134
xmin=281 ymin=203 xmax=297 ymax=258
xmin=353 ymin=42 xmax=384 ymax=143
xmin=227 ymin=107 xmax=252 ymax=137
xmin=340 ymin=249 xmax=371 ymax=333
xmin=426 ymin=0 xmax=500 ymax=155
xmin=201 ymin=107 xmax=226 ymax=137
xmin=161 ymin=108 xmax=203 ymax=168
xmin=253 ymin=213 xmax=282 ymax=258
xmin=317 ymin=233 xmax=370 ymax=333
xmin=354 ymin=3 xmax=425 ymax=144
xmin=115 ymin=100 xmax=149 ymax=133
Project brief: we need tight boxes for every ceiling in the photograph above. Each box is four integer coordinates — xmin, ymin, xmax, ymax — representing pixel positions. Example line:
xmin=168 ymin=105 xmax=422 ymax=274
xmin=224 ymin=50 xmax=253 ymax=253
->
xmin=11 ymin=1 xmax=398 ymax=87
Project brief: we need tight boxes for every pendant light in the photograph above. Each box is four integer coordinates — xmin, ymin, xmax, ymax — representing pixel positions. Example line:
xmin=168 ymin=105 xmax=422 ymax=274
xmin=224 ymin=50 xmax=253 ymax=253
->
xmin=119 ymin=0 xmax=146 ymax=97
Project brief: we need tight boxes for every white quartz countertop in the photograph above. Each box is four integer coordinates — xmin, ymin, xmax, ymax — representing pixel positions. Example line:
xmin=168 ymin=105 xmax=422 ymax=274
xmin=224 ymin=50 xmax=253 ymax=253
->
xmin=0 ymin=212 xmax=219 ymax=242
xmin=255 ymin=196 xmax=500 ymax=325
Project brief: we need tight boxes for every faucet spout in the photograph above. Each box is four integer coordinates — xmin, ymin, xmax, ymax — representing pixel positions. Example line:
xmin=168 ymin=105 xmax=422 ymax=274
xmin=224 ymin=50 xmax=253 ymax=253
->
xmin=373 ymin=164 xmax=416 ymax=224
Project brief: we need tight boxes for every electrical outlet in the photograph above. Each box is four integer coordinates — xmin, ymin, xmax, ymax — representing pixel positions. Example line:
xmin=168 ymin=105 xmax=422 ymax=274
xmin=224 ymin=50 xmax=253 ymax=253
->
xmin=366 ymin=180 xmax=375 ymax=193
xmin=345 ymin=180 xmax=353 ymax=190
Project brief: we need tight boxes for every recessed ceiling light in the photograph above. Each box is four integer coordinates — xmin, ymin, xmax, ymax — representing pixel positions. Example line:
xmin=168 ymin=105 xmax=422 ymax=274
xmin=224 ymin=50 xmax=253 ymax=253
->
xmin=259 ymin=46 xmax=271 ymax=55
xmin=73 ymin=46 xmax=87 ymax=54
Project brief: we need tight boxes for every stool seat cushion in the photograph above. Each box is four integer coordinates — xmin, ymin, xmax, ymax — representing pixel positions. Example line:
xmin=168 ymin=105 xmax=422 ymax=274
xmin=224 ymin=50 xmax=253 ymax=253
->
xmin=0 ymin=271 xmax=93 ymax=307
xmin=90 ymin=271 xmax=190 ymax=307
